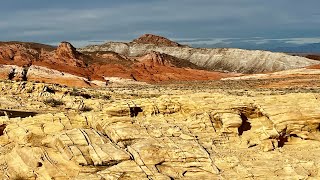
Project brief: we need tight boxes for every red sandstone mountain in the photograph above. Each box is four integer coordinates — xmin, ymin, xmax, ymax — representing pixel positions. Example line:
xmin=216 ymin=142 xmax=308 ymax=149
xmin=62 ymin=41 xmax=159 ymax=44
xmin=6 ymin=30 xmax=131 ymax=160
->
xmin=0 ymin=41 xmax=89 ymax=76
xmin=90 ymin=51 xmax=228 ymax=83
xmin=0 ymin=40 xmax=231 ymax=86
xmin=132 ymin=34 xmax=183 ymax=47
xmin=131 ymin=51 xmax=229 ymax=82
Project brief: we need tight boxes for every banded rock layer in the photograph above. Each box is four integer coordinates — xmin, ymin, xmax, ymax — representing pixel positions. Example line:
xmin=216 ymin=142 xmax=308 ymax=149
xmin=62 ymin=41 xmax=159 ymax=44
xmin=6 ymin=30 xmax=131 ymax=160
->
xmin=81 ymin=34 xmax=319 ymax=73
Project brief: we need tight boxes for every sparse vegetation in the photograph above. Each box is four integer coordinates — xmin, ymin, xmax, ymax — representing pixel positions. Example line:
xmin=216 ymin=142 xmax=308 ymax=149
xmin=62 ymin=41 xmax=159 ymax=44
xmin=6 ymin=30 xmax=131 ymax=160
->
xmin=79 ymin=105 xmax=93 ymax=112
xmin=44 ymin=98 xmax=64 ymax=107
xmin=13 ymin=175 xmax=27 ymax=180
xmin=70 ymin=88 xmax=92 ymax=99
xmin=91 ymin=92 xmax=111 ymax=100
xmin=26 ymin=89 xmax=33 ymax=93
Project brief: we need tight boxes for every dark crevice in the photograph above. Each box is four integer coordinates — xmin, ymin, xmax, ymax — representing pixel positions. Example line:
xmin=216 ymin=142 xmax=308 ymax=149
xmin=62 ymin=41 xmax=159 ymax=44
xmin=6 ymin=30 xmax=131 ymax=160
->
xmin=278 ymin=134 xmax=299 ymax=148
xmin=182 ymin=171 xmax=187 ymax=176
xmin=100 ymin=160 xmax=122 ymax=167
xmin=290 ymin=134 xmax=299 ymax=138
xmin=248 ymin=144 xmax=257 ymax=148
xmin=278 ymin=134 xmax=288 ymax=148
xmin=238 ymin=113 xmax=252 ymax=136
xmin=155 ymin=161 xmax=165 ymax=173
xmin=43 ymin=86 xmax=55 ymax=94
xmin=0 ymin=109 xmax=38 ymax=118
xmin=131 ymin=74 xmax=137 ymax=81
xmin=8 ymin=68 xmax=15 ymax=80
xmin=0 ymin=124 xmax=7 ymax=136
xmin=130 ymin=107 xmax=143 ymax=117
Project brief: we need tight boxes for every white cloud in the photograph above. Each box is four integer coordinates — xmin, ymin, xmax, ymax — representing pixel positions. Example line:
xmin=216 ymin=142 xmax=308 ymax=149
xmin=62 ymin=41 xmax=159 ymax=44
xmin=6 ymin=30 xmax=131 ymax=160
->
xmin=283 ymin=38 xmax=320 ymax=44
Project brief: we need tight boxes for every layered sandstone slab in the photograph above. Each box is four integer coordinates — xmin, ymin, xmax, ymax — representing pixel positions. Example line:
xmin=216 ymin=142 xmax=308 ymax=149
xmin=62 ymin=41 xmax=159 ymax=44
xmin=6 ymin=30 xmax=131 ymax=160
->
xmin=0 ymin=81 xmax=319 ymax=179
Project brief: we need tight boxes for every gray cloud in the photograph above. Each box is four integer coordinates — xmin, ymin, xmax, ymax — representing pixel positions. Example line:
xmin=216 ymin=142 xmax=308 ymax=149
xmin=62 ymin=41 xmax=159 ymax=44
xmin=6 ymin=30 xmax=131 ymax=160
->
xmin=0 ymin=0 xmax=319 ymax=47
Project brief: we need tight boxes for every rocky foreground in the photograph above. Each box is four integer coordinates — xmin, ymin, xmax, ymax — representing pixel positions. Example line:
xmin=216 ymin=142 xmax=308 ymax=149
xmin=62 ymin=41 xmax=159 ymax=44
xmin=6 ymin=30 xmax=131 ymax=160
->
xmin=0 ymin=80 xmax=320 ymax=179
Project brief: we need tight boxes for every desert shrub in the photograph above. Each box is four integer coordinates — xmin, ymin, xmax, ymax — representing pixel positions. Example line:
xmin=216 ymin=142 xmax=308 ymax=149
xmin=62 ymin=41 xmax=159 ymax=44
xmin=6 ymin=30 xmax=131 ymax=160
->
xmin=70 ymin=88 xmax=91 ymax=99
xmin=44 ymin=98 xmax=64 ymax=107
xmin=13 ymin=175 xmax=27 ymax=180
xmin=26 ymin=89 xmax=33 ymax=93
xmin=70 ymin=88 xmax=80 ymax=96
xmin=91 ymin=92 xmax=111 ymax=100
xmin=79 ymin=105 xmax=93 ymax=112
xmin=102 ymin=95 xmax=111 ymax=100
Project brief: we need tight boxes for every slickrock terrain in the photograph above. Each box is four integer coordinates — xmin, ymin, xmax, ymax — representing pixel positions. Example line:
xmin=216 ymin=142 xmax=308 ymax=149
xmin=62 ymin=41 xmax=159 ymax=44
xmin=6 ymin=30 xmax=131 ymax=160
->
xmin=0 ymin=80 xmax=320 ymax=179
xmin=81 ymin=34 xmax=319 ymax=73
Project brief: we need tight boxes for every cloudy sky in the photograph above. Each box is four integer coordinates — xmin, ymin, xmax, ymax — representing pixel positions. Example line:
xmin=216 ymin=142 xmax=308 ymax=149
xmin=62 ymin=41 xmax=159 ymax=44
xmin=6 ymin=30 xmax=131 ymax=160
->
xmin=1 ymin=0 xmax=320 ymax=48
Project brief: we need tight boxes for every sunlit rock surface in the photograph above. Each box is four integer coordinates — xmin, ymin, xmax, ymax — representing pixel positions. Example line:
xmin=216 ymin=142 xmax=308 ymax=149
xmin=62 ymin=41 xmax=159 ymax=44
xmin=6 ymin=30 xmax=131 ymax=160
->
xmin=0 ymin=81 xmax=319 ymax=179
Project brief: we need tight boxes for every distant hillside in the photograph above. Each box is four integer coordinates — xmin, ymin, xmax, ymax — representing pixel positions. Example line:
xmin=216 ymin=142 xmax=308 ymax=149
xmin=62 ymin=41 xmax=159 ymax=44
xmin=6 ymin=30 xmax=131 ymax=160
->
xmin=80 ymin=34 xmax=320 ymax=74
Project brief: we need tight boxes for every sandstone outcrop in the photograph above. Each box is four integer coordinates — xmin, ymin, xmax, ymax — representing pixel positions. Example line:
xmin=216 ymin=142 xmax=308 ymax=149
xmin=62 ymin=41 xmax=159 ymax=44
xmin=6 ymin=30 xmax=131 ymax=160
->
xmin=131 ymin=51 xmax=232 ymax=82
xmin=53 ymin=42 xmax=87 ymax=67
xmin=0 ymin=81 xmax=319 ymax=179
xmin=0 ymin=64 xmax=98 ymax=87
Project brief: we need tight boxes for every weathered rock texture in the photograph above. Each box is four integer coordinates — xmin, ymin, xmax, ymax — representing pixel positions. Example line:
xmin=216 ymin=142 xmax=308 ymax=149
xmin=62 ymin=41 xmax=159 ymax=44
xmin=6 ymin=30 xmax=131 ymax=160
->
xmin=0 ymin=64 xmax=95 ymax=87
xmin=0 ymin=81 xmax=320 ymax=179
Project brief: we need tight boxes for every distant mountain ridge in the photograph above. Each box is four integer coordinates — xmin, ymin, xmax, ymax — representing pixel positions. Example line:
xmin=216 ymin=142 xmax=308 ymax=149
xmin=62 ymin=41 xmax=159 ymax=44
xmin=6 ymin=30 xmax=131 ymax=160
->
xmin=178 ymin=39 xmax=320 ymax=53
xmin=80 ymin=34 xmax=319 ymax=74
xmin=0 ymin=38 xmax=232 ymax=86
xmin=1 ymin=34 xmax=320 ymax=87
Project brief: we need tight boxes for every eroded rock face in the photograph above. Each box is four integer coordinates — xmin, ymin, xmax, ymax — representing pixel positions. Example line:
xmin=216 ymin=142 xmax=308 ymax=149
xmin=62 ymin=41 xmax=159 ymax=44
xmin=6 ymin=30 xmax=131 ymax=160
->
xmin=53 ymin=42 xmax=87 ymax=68
xmin=136 ymin=51 xmax=175 ymax=67
xmin=0 ymin=41 xmax=235 ymax=85
xmin=56 ymin=42 xmax=78 ymax=59
xmin=81 ymin=41 xmax=320 ymax=73
xmin=0 ymin=43 xmax=39 ymax=66
xmin=131 ymin=51 xmax=231 ymax=82
xmin=0 ymin=81 xmax=320 ymax=179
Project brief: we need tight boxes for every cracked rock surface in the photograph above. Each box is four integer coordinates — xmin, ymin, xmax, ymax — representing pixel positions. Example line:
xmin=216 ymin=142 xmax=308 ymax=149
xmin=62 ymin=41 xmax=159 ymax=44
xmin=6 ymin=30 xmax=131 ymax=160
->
xmin=0 ymin=81 xmax=320 ymax=179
